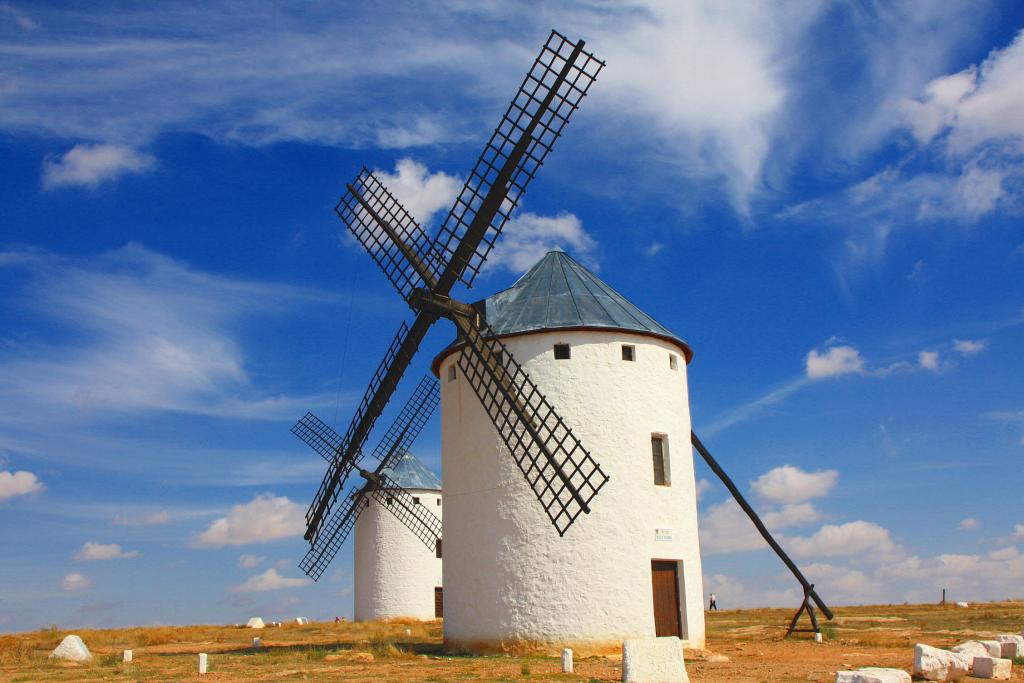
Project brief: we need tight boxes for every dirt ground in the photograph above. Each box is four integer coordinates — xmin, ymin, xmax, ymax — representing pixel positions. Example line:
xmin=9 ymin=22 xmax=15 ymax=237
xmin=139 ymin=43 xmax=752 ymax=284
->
xmin=1 ymin=601 xmax=1022 ymax=681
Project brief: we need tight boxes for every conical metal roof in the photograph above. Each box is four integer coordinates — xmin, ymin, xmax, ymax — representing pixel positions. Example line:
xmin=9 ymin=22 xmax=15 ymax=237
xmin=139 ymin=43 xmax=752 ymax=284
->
xmin=432 ymin=250 xmax=692 ymax=374
xmin=379 ymin=451 xmax=441 ymax=491
xmin=480 ymin=251 xmax=689 ymax=354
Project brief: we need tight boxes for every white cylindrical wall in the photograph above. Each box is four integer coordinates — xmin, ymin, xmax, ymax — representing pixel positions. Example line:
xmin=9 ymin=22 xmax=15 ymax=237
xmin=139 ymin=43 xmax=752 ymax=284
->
xmin=439 ymin=330 xmax=705 ymax=653
xmin=354 ymin=488 xmax=443 ymax=621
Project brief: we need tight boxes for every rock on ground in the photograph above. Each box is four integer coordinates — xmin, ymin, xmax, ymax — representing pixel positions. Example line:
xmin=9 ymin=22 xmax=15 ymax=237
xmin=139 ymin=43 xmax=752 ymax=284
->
xmin=622 ymin=636 xmax=689 ymax=683
xmin=980 ymin=640 xmax=1005 ymax=657
xmin=996 ymin=635 xmax=1023 ymax=658
xmin=835 ymin=667 xmax=911 ymax=683
xmin=913 ymin=643 xmax=969 ymax=681
xmin=951 ymin=640 xmax=990 ymax=668
xmin=48 ymin=635 xmax=92 ymax=662
xmin=972 ymin=656 xmax=1012 ymax=680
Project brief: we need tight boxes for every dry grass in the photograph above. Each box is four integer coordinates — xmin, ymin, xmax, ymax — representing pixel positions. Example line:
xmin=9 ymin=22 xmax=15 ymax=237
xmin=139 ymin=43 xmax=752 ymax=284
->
xmin=0 ymin=602 xmax=1022 ymax=681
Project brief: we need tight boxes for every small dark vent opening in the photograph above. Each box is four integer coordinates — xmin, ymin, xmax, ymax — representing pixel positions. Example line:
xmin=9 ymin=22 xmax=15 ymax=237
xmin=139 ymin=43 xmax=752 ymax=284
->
xmin=554 ymin=343 xmax=571 ymax=360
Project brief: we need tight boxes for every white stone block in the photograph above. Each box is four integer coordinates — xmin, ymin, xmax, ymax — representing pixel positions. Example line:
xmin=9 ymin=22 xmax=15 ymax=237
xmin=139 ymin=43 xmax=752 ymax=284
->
xmin=245 ymin=617 xmax=265 ymax=629
xmin=956 ymin=601 xmax=969 ymax=608
xmin=295 ymin=617 xmax=308 ymax=625
xmin=198 ymin=652 xmax=208 ymax=674
xmin=815 ymin=632 xmax=823 ymax=643
xmin=123 ymin=649 xmax=132 ymax=662
xmin=836 ymin=668 xmax=911 ymax=683
xmin=972 ymin=656 xmax=1012 ymax=680
xmin=562 ymin=648 xmax=573 ymax=673
xmin=996 ymin=635 xmax=1023 ymax=658
xmin=622 ymin=637 xmax=689 ymax=683
xmin=980 ymin=641 xmax=1004 ymax=657
xmin=913 ymin=644 xmax=969 ymax=681
xmin=48 ymin=634 xmax=92 ymax=662
xmin=252 ymin=637 xmax=261 ymax=648
xmin=951 ymin=640 xmax=990 ymax=668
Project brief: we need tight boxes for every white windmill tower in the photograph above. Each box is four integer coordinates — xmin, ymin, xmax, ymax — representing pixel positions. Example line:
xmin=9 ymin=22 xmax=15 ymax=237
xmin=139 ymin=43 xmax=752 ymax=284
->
xmin=433 ymin=251 xmax=705 ymax=652
xmin=354 ymin=450 xmax=443 ymax=621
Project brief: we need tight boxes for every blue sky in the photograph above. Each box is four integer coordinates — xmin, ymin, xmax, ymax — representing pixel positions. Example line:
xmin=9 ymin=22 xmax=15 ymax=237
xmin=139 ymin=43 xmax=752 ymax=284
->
xmin=1 ymin=2 xmax=1023 ymax=631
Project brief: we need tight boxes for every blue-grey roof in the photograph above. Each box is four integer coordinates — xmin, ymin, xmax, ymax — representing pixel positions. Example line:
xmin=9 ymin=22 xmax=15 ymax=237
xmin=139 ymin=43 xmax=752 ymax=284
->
xmin=380 ymin=451 xmax=441 ymax=490
xmin=478 ymin=251 xmax=691 ymax=356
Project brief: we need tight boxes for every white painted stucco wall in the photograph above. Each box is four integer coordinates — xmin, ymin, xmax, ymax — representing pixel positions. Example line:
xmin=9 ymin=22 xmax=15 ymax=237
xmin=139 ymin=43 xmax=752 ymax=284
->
xmin=439 ymin=329 xmax=705 ymax=653
xmin=353 ymin=488 xmax=443 ymax=621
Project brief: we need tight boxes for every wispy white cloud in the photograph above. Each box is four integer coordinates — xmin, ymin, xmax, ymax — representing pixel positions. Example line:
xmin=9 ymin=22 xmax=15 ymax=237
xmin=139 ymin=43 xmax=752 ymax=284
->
xmin=787 ymin=520 xmax=903 ymax=560
xmin=750 ymin=465 xmax=838 ymax=504
xmin=230 ymin=568 xmax=310 ymax=592
xmin=112 ymin=510 xmax=169 ymax=526
xmin=643 ymin=242 xmax=664 ymax=257
xmin=957 ymin=517 xmax=979 ymax=531
xmin=953 ymin=338 xmax=987 ymax=355
xmin=0 ymin=2 xmax=37 ymax=31
xmin=918 ymin=350 xmax=940 ymax=371
xmin=60 ymin=572 xmax=90 ymax=591
xmin=805 ymin=344 xmax=865 ymax=379
xmin=238 ymin=554 xmax=265 ymax=569
xmin=74 ymin=542 xmax=138 ymax=561
xmin=0 ymin=244 xmax=337 ymax=421
xmin=0 ymin=469 xmax=43 ymax=501
xmin=487 ymin=212 xmax=598 ymax=274
xmin=372 ymin=157 xmax=461 ymax=228
xmin=191 ymin=494 xmax=304 ymax=548
xmin=41 ymin=144 xmax=153 ymax=190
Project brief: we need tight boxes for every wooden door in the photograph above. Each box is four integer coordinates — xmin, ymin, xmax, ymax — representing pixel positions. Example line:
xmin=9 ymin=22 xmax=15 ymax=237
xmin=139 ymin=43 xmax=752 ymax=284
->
xmin=434 ymin=587 xmax=443 ymax=619
xmin=651 ymin=561 xmax=681 ymax=637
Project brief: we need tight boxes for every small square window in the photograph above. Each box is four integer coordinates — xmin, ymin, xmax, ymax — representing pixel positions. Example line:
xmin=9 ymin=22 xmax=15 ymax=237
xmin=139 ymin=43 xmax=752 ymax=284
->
xmin=622 ymin=345 xmax=635 ymax=361
xmin=554 ymin=343 xmax=571 ymax=360
xmin=669 ymin=354 xmax=679 ymax=370
xmin=413 ymin=496 xmax=420 ymax=505
xmin=447 ymin=366 xmax=457 ymax=382
xmin=386 ymin=496 xmax=394 ymax=505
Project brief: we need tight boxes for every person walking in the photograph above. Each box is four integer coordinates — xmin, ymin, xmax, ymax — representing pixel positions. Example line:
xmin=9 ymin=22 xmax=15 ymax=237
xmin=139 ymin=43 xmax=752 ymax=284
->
xmin=708 ymin=593 xmax=718 ymax=611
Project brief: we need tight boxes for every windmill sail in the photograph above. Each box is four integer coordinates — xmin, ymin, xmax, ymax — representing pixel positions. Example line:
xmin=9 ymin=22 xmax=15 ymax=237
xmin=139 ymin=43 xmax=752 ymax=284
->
xmin=298 ymin=29 xmax=607 ymax=579
xmin=297 ymin=376 xmax=442 ymax=580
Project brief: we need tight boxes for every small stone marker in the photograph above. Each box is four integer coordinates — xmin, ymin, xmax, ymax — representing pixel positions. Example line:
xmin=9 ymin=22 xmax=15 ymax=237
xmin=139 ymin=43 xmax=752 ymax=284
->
xmin=404 ymin=628 xmax=412 ymax=636
xmin=956 ymin=601 xmax=969 ymax=608
xmin=562 ymin=648 xmax=573 ymax=673
xmin=913 ymin=644 xmax=969 ymax=681
xmin=295 ymin=617 xmax=308 ymax=625
xmin=815 ymin=632 xmax=823 ymax=643
xmin=972 ymin=656 xmax=1012 ymax=680
xmin=835 ymin=668 xmax=911 ymax=683
xmin=622 ymin=636 xmax=689 ymax=683
xmin=996 ymin=635 xmax=1024 ymax=658
xmin=198 ymin=652 xmax=208 ymax=674
xmin=981 ymin=640 xmax=1005 ymax=657
xmin=252 ymin=636 xmax=261 ymax=649
xmin=245 ymin=616 xmax=265 ymax=629
xmin=122 ymin=649 xmax=132 ymax=663
xmin=48 ymin=634 xmax=92 ymax=662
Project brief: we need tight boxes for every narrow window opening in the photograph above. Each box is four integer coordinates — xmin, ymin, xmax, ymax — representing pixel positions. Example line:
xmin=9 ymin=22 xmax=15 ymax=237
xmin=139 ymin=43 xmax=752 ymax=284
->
xmin=553 ymin=343 xmax=571 ymax=360
xmin=435 ymin=539 xmax=442 ymax=558
xmin=669 ymin=354 xmax=679 ymax=370
xmin=494 ymin=350 xmax=505 ymax=367
xmin=652 ymin=435 xmax=670 ymax=486
xmin=413 ymin=496 xmax=420 ymax=505
xmin=622 ymin=345 xmax=636 ymax=361
xmin=386 ymin=496 xmax=394 ymax=506
xmin=436 ymin=498 xmax=441 ymax=506
xmin=447 ymin=366 xmax=457 ymax=382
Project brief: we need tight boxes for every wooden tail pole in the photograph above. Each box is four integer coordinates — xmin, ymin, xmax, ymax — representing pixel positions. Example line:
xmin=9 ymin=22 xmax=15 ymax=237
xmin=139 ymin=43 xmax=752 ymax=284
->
xmin=690 ymin=431 xmax=835 ymax=634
